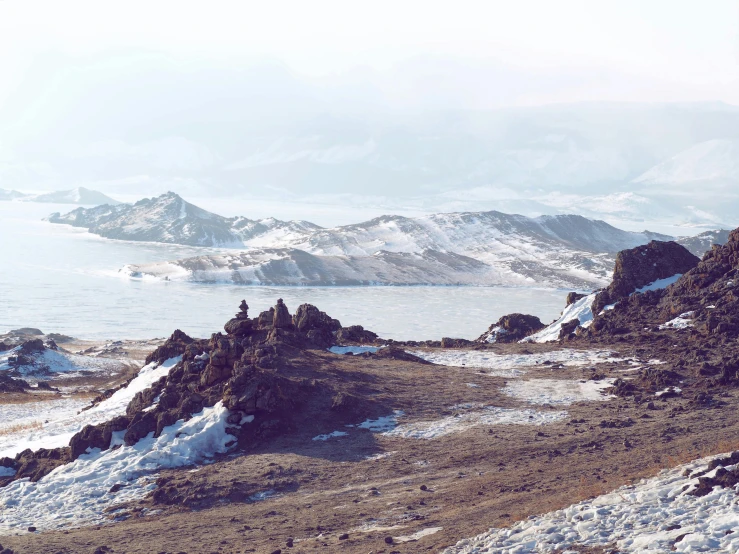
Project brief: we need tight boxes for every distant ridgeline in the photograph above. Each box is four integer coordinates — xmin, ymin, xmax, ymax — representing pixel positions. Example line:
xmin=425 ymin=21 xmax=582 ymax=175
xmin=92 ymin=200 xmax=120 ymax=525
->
xmin=48 ymin=192 xmax=730 ymax=289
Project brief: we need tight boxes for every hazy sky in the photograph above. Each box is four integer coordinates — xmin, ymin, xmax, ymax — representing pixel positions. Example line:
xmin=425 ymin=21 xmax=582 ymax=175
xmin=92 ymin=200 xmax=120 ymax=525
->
xmin=2 ymin=0 xmax=738 ymax=107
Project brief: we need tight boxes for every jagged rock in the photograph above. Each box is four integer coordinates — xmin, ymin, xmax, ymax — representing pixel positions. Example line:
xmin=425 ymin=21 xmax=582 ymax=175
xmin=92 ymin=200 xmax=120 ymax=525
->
xmin=558 ymin=319 xmax=580 ymax=340
xmin=292 ymin=304 xmax=341 ymax=348
xmin=145 ymin=329 xmax=195 ymax=366
xmin=336 ymin=325 xmax=378 ymax=344
xmin=123 ymin=412 xmax=158 ymax=446
xmin=0 ymin=374 xmax=30 ymax=393
xmin=0 ymin=299 xmax=380 ymax=487
xmin=476 ymin=313 xmax=545 ymax=343
xmin=70 ymin=416 xmax=130 ymax=460
xmin=566 ymin=292 xmax=586 ymax=306
xmin=14 ymin=447 xmax=70 ymax=482
xmin=273 ymin=299 xmax=293 ymax=329
xmin=18 ymin=339 xmax=44 ymax=355
xmin=257 ymin=307 xmax=275 ymax=329
xmin=593 ymin=241 xmax=699 ymax=314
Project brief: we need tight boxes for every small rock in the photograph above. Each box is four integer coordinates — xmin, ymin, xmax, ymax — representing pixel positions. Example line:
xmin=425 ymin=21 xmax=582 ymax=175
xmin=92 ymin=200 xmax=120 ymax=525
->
xmin=419 ymin=484 xmax=428 ymax=491
xmin=286 ymin=538 xmax=294 ymax=547
xmin=384 ymin=536 xmax=394 ymax=544
xmin=27 ymin=526 xmax=37 ymax=532
xmin=339 ymin=533 xmax=349 ymax=540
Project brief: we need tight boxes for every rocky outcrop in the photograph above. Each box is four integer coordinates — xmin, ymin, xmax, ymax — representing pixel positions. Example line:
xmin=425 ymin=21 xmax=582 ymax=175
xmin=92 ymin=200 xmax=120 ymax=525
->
xmin=476 ymin=313 xmax=545 ymax=343
xmin=592 ymin=241 xmax=699 ymax=314
xmin=2 ymin=299 xmax=381 ymax=486
xmin=145 ymin=329 xmax=197 ymax=366
xmin=335 ymin=325 xmax=378 ymax=344
xmin=0 ymin=375 xmax=30 ymax=393
xmin=584 ymin=228 xmax=739 ymax=347
xmin=566 ymin=292 xmax=586 ymax=306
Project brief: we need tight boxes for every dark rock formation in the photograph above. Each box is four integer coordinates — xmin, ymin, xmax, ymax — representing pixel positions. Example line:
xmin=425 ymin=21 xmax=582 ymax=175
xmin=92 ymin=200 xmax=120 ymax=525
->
xmin=145 ymin=329 xmax=196 ymax=366
xmin=0 ymin=375 xmax=31 ymax=393
xmin=592 ymin=241 xmax=699 ymax=314
xmin=476 ymin=313 xmax=545 ymax=343
xmin=1 ymin=299 xmax=381 ymax=486
xmin=566 ymin=292 xmax=586 ymax=306
xmin=335 ymin=325 xmax=378 ymax=344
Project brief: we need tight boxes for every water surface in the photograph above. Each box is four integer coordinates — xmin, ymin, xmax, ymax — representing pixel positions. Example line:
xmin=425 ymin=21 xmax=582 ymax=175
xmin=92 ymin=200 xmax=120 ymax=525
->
xmin=0 ymin=202 xmax=573 ymax=340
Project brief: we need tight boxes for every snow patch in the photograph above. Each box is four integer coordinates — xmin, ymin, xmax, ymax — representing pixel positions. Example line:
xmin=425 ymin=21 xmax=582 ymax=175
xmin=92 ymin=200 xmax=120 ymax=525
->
xmin=0 ymin=402 xmax=235 ymax=534
xmin=502 ymin=379 xmax=615 ymax=405
xmin=635 ymin=273 xmax=682 ymax=293
xmin=382 ymin=407 xmax=568 ymax=439
xmin=312 ymin=431 xmax=348 ymax=441
xmin=410 ymin=348 xmax=619 ymax=374
xmin=442 ymin=452 xmax=739 ymax=553
xmin=0 ymin=357 xmax=181 ymax=458
xmin=523 ymin=293 xmax=597 ymax=343
xmin=659 ymin=312 xmax=695 ymax=330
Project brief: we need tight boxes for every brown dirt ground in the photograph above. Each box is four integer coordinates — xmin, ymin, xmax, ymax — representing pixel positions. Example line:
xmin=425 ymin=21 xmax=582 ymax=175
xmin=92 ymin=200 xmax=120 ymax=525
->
xmin=3 ymin=342 xmax=739 ymax=554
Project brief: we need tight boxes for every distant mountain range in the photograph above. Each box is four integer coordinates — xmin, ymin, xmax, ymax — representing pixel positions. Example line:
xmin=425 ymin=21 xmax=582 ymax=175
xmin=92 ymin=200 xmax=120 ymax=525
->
xmin=47 ymin=192 xmax=729 ymax=289
xmin=0 ymin=187 xmax=120 ymax=206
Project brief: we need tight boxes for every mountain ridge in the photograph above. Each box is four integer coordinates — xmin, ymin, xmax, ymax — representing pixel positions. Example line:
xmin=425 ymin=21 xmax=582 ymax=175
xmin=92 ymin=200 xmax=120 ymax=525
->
xmin=48 ymin=192 xmax=729 ymax=288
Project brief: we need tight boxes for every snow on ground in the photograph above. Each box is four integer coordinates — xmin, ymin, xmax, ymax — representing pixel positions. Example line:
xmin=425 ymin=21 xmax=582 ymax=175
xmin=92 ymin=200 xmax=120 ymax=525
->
xmin=635 ymin=273 xmax=682 ymax=293
xmin=350 ymin=412 xmax=404 ymax=433
xmin=502 ymin=379 xmax=615 ymax=406
xmin=0 ymin=398 xmax=90 ymax=436
xmin=329 ymin=346 xmax=380 ymax=355
xmin=409 ymin=348 xmax=620 ymax=376
xmin=0 ymin=402 xmax=237 ymax=534
xmin=523 ymin=293 xmax=597 ymax=343
xmin=382 ymin=407 xmax=568 ymax=440
xmin=312 ymin=431 xmax=348 ymax=441
xmin=442 ymin=453 xmax=739 ymax=553
xmin=0 ymin=357 xmax=180 ymax=458
xmin=0 ymin=347 xmax=124 ymax=377
xmin=394 ymin=526 xmax=444 ymax=543
xmin=659 ymin=311 xmax=695 ymax=330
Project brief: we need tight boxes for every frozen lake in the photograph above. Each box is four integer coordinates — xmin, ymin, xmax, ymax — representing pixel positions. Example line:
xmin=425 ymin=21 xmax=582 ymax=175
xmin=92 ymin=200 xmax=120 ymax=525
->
xmin=0 ymin=202 xmax=575 ymax=341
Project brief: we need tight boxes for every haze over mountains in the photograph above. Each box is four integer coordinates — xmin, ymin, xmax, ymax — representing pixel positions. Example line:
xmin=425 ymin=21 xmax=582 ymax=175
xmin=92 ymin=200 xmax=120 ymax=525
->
xmin=4 ymin=67 xmax=738 ymax=230
xmin=0 ymin=187 xmax=119 ymax=206
xmin=49 ymin=192 xmax=727 ymax=289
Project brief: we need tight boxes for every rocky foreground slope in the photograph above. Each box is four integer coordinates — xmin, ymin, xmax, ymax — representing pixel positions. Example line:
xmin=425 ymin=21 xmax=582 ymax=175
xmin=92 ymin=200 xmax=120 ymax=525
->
xmin=4 ymin=231 xmax=739 ymax=553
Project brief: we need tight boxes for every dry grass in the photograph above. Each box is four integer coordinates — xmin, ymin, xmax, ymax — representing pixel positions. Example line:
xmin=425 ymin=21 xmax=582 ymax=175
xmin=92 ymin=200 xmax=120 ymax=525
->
xmin=0 ymin=420 xmax=42 ymax=436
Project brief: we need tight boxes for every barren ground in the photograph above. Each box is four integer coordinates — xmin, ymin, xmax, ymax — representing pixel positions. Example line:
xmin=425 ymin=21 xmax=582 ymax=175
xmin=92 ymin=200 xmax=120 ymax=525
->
xmin=2 ymin=341 xmax=737 ymax=554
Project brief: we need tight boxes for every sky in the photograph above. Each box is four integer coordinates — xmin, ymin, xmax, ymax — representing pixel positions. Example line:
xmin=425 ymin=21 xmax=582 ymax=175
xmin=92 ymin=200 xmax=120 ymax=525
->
xmin=1 ymin=0 xmax=739 ymax=232
xmin=1 ymin=0 xmax=738 ymax=107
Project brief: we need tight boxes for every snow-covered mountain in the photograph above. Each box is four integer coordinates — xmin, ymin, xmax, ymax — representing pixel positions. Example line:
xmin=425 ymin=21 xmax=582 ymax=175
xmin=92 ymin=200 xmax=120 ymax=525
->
xmin=48 ymin=192 xmax=319 ymax=247
xmin=49 ymin=192 xmax=690 ymax=288
xmin=675 ymin=229 xmax=731 ymax=257
xmin=25 ymin=187 xmax=120 ymax=206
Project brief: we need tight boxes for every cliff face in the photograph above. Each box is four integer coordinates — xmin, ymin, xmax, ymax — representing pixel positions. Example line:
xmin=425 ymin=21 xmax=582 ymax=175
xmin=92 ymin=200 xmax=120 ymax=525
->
xmin=592 ymin=241 xmax=700 ymax=314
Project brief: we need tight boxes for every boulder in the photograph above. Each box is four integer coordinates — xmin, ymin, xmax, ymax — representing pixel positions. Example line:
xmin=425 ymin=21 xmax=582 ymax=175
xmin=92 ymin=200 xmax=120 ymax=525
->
xmin=566 ymin=292 xmax=586 ymax=306
xmin=476 ymin=313 xmax=545 ymax=343
xmin=593 ymin=241 xmax=699 ymax=314
xmin=336 ymin=325 xmax=378 ymax=344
